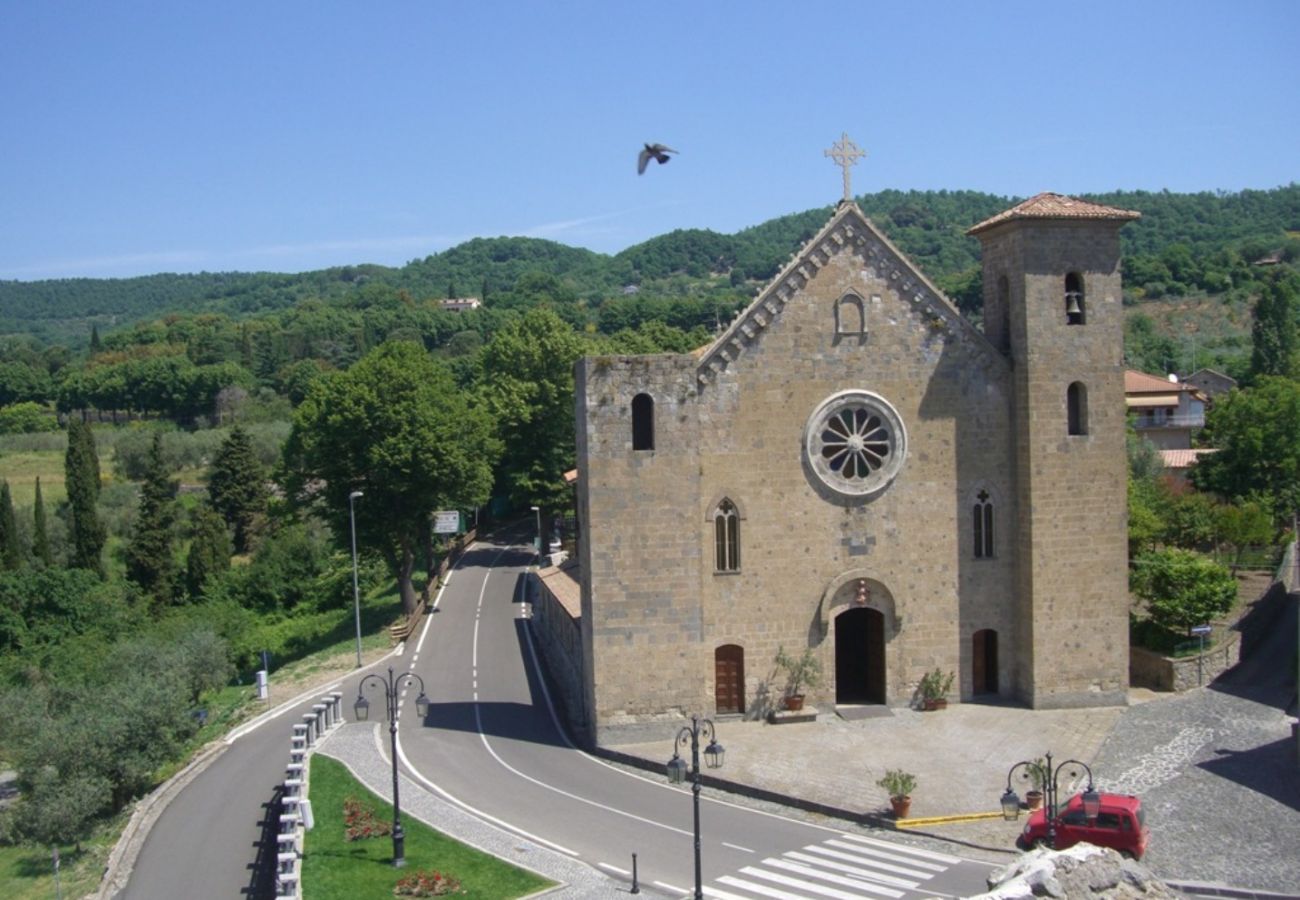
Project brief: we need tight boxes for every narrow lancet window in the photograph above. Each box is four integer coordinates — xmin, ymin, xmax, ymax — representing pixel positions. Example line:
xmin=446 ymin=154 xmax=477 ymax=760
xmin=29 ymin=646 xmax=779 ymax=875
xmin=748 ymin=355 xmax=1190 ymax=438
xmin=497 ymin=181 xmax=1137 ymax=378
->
xmin=973 ymin=489 xmax=994 ymax=558
xmin=631 ymin=393 xmax=654 ymax=450
xmin=714 ymin=499 xmax=739 ymax=572
xmin=1067 ymin=382 xmax=1088 ymax=435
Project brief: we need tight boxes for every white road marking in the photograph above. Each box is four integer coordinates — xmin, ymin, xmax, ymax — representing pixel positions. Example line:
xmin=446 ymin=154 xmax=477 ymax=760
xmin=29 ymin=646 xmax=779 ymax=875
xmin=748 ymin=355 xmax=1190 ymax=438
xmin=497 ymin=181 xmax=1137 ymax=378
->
xmin=718 ymin=874 xmax=824 ymax=899
xmin=764 ymin=856 xmax=909 ymax=896
xmin=739 ymin=865 xmax=903 ymax=898
xmin=224 ymin=680 xmax=344 ymax=743
xmin=810 ymin=843 xmax=941 ymax=878
xmin=722 ymin=841 xmax=755 ymax=853
xmin=824 ymin=839 xmax=947 ymax=872
xmin=395 ymin=727 xmax=578 ymax=857
xmin=655 ymin=881 xmax=689 ymax=895
xmin=597 ymin=862 xmax=629 ymax=876
xmin=784 ymin=850 xmax=919 ymax=889
xmin=703 ymin=886 xmax=764 ymax=900
xmin=836 ymin=833 xmax=964 ymax=864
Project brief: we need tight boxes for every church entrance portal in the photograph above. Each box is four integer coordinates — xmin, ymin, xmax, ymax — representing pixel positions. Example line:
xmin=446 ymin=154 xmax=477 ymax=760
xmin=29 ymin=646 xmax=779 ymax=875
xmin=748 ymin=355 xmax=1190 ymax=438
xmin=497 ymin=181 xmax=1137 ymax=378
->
xmin=835 ymin=607 xmax=886 ymax=704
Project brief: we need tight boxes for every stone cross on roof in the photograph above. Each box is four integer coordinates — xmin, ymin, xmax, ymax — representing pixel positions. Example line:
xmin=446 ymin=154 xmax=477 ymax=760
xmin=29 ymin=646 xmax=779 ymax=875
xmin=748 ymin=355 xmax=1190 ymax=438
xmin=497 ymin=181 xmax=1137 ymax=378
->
xmin=824 ymin=132 xmax=865 ymax=202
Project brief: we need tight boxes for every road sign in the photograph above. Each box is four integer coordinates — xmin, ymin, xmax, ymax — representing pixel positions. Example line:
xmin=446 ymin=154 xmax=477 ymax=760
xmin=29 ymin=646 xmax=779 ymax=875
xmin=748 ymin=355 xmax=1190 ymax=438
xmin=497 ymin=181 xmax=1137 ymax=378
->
xmin=433 ymin=510 xmax=461 ymax=534
xmin=1190 ymin=624 xmax=1212 ymax=636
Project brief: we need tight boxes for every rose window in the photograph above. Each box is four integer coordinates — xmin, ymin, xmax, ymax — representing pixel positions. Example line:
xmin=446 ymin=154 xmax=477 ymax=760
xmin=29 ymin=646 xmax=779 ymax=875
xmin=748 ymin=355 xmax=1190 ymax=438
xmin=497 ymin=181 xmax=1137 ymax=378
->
xmin=804 ymin=390 xmax=906 ymax=498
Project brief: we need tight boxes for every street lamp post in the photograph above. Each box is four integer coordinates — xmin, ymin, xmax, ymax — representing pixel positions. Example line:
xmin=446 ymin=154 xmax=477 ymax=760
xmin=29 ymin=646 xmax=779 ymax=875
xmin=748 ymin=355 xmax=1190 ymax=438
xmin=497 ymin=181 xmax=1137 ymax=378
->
xmin=530 ymin=505 xmax=541 ymax=553
xmin=349 ymin=490 xmax=364 ymax=668
xmin=1000 ymin=751 xmax=1100 ymax=849
xmin=665 ymin=715 xmax=725 ymax=900
xmin=353 ymin=666 xmax=430 ymax=867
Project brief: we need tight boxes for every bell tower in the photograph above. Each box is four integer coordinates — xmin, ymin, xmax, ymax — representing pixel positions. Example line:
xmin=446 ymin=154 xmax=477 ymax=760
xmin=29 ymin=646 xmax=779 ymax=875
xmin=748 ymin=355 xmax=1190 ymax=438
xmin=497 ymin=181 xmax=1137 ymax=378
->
xmin=970 ymin=194 xmax=1140 ymax=708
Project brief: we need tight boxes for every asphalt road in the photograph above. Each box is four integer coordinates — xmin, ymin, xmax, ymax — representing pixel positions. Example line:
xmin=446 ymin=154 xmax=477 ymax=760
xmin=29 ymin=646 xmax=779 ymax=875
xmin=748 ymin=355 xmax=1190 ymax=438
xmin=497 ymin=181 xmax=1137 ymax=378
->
xmin=123 ymin=529 xmax=1001 ymax=898
xmin=122 ymin=675 xmax=342 ymax=898
xmin=397 ymin=534 xmax=1000 ymax=898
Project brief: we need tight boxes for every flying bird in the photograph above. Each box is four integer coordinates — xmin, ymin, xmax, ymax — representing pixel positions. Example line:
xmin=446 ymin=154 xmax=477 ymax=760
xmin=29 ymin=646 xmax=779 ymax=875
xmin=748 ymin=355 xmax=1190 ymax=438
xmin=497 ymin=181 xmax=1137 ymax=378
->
xmin=638 ymin=142 xmax=677 ymax=175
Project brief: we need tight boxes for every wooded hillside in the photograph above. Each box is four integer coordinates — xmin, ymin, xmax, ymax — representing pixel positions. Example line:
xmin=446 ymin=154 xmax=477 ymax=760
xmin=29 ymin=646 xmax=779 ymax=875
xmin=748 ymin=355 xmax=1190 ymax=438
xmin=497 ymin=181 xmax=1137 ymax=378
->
xmin=4 ymin=185 xmax=1296 ymax=349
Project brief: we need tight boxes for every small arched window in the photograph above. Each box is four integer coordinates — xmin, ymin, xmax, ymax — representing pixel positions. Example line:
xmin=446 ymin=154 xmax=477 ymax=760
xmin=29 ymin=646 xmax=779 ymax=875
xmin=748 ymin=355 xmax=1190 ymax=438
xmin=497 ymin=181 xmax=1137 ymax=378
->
xmin=1067 ymin=382 xmax=1088 ymax=435
xmin=714 ymin=499 xmax=739 ymax=572
xmin=631 ymin=393 xmax=654 ymax=451
xmin=994 ymin=274 xmax=1011 ymax=353
xmin=1065 ymin=272 xmax=1085 ymax=325
xmin=835 ymin=293 xmax=866 ymax=335
xmin=973 ymin=489 xmax=994 ymax=559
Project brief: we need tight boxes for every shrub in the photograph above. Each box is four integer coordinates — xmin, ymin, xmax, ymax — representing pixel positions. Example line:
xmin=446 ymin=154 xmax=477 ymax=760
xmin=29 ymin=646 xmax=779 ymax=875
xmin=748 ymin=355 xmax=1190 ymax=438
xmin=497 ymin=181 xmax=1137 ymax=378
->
xmin=0 ymin=401 xmax=58 ymax=434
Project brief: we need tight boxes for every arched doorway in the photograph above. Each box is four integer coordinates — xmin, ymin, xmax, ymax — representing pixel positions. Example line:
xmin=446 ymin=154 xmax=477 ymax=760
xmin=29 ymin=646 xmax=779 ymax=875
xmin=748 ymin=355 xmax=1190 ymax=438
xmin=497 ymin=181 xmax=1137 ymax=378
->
xmin=714 ymin=644 xmax=745 ymax=714
xmin=835 ymin=607 xmax=885 ymax=704
xmin=973 ymin=629 xmax=998 ymax=695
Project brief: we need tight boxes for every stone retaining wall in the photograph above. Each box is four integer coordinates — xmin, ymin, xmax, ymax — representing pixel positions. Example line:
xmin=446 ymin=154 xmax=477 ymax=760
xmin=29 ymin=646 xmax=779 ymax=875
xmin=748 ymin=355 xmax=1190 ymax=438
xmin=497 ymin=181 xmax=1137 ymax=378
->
xmin=1129 ymin=631 xmax=1240 ymax=692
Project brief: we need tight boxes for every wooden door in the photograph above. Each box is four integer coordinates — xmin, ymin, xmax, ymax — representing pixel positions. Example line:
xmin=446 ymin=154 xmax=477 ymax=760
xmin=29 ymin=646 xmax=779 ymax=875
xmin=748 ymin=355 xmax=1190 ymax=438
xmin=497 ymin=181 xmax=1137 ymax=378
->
xmin=714 ymin=645 xmax=744 ymax=714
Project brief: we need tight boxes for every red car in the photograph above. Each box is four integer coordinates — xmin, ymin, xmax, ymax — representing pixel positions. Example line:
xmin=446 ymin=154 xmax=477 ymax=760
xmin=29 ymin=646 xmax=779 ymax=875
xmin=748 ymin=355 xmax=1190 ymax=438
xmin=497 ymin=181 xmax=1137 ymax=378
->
xmin=1018 ymin=792 xmax=1149 ymax=859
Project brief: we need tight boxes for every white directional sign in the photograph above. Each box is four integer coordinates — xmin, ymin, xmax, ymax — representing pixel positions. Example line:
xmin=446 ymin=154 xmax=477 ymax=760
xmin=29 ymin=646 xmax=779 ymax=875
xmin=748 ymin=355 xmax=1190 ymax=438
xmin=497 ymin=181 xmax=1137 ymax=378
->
xmin=1190 ymin=624 xmax=1212 ymax=636
xmin=433 ymin=510 xmax=461 ymax=534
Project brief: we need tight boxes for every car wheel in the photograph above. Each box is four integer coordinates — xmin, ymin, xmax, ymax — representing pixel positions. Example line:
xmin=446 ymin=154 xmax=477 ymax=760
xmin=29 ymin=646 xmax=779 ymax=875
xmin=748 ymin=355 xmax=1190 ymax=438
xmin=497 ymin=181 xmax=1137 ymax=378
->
xmin=1120 ymin=850 xmax=1136 ymax=860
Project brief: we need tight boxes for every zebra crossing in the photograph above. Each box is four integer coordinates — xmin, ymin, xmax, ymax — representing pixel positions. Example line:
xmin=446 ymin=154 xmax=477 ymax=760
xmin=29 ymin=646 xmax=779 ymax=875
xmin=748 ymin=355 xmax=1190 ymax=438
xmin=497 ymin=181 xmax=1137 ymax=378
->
xmin=704 ymin=833 xmax=977 ymax=899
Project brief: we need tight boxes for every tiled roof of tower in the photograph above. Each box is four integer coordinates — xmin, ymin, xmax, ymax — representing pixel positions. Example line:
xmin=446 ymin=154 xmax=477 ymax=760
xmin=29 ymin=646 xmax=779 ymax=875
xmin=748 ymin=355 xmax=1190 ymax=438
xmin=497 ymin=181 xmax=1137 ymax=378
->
xmin=967 ymin=193 xmax=1141 ymax=235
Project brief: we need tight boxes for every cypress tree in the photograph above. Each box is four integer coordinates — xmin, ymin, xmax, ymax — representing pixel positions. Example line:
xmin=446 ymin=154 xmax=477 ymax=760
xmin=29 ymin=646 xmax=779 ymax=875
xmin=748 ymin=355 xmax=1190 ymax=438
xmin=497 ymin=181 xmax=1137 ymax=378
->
xmin=186 ymin=505 xmax=232 ymax=598
xmin=1249 ymin=269 xmax=1300 ymax=381
xmin=64 ymin=419 xmax=105 ymax=576
xmin=126 ymin=433 xmax=178 ymax=604
xmin=207 ymin=426 xmax=268 ymax=554
xmin=0 ymin=481 xmax=21 ymax=570
xmin=89 ymin=324 xmax=103 ymax=354
xmin=32 ymin=476 xmax=52 ymax=566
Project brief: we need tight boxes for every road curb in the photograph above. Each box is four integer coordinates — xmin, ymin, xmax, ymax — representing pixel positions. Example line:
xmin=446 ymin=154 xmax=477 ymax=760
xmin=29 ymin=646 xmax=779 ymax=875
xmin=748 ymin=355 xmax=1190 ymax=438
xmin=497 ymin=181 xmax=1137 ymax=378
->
xmin=896 ymin=811 xmax=1006 ymax=828
xmin=93 ymin=648 xmax=400 ymax=899
xmin=96 ymin=737 xmax=231 ymax=899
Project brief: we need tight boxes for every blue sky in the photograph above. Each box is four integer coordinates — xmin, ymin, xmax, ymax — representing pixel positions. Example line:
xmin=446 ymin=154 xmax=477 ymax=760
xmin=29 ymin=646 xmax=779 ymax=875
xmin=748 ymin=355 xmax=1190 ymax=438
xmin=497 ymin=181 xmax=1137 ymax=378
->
xmin=2 ymin=1 xmax=1296 ymax=281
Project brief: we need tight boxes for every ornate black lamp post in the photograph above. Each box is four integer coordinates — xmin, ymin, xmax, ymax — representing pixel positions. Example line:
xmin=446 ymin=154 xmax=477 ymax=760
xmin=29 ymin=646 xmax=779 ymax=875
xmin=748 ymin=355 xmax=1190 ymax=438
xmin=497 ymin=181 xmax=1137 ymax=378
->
xmin=1000 ymin=750 xmax=1100 ymax=849
xmin=354 ymin=667 xmax=430 ymax=867
xmin=665 ymin=715 xmax=724 ymax=900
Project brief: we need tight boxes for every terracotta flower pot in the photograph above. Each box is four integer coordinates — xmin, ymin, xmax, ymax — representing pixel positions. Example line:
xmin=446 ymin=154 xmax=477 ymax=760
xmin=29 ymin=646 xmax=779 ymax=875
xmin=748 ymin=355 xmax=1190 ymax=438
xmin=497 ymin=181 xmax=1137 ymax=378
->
xmin=1026 ymin=790 xmax=1044 ymax=810
xmin=890 ymin=795 xmax=911 ymax=819
xmin=783 ymin=694 xmax=805 ymax=711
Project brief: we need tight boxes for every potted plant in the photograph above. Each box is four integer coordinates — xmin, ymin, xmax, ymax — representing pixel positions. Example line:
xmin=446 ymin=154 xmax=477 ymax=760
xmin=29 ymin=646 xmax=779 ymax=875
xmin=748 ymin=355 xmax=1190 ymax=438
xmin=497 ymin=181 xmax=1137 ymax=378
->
xmin=774 ymin=645 xmax=823 ymax=711
xmin=1025 ymin=758 xmax=1047 ymax=810
xmin=918 ymin=668 xmax=955 ymax=711
xmin=876 ymin=769 xmax=916 ymax=819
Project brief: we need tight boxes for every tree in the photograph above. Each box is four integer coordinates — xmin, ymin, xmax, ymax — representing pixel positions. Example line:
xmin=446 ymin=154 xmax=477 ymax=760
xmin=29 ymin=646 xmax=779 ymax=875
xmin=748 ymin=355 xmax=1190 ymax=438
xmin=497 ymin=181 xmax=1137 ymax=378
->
xmin=283 ymin=341 xmax=500 ymax=616
xmin=64 ymin=418 xmax=105 ymax=576
xmin=479 ymin=308 xmax=588 ymax=512
xmin=1132 ymin=548 xmax=1237 ymax=633
xmin=207 ymin=426 xmax=268 ymax=553
xmin=1216 ymin=499 xmax=1274 ymax=570
xmin=185 ymin=504 xmax=232 ymax=598
xmin=1248 ymin=270 xmax=1299 ymax=381
xmin=1193 ymin=376 xmax=1300 ymax=516
xmin=125 ymin=433 xmax=178 ymax=603
xmin=0 ymin=481 xmax=20 ymax=570
xmin=32 ymin=476 xmax=52 ymax=566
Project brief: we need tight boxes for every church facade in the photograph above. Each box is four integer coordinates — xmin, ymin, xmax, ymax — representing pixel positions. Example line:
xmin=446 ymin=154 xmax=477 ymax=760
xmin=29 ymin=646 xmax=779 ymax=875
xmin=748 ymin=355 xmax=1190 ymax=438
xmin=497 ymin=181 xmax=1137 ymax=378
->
xmin=572 ymin=187 xmax=1139 ymax=744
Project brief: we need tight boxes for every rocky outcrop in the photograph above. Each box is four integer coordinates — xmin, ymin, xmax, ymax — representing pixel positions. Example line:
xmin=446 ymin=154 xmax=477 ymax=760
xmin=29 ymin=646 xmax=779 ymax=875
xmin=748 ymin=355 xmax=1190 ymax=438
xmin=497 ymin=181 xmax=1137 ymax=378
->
xmin=977 ymin=844 xmax=1178 ymax=899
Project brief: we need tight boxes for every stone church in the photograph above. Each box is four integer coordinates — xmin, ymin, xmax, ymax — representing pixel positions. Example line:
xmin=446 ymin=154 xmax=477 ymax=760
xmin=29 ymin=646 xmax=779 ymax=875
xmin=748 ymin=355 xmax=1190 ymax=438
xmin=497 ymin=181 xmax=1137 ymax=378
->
xmin=566 ymin=152 xmax=1139 ymax=745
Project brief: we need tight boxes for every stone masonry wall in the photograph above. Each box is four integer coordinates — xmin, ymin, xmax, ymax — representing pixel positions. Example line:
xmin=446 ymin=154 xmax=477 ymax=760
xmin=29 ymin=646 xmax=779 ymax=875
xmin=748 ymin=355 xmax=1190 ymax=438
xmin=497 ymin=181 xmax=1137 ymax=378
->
xmin=979 ymin=219 xmax=1130 ymax=709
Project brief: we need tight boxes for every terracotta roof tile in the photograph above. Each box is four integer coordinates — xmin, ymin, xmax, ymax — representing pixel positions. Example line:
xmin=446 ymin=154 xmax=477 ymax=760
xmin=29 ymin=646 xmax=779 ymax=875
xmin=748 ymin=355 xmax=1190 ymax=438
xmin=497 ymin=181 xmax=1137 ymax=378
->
xmin=968 ymin=193 xmax=1141 ymax=235
xmin=1160 ymin=448 xmax=1216 ymax=469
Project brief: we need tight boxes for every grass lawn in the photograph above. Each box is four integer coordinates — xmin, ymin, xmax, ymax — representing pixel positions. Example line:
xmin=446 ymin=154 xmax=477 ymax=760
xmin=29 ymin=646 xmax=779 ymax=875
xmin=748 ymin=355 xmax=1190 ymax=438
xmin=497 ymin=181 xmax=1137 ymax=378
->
xmin=303 ymin=755 xmax=554 ymax=899
xmin=0 ymin=448 xmax=67 ymax=507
